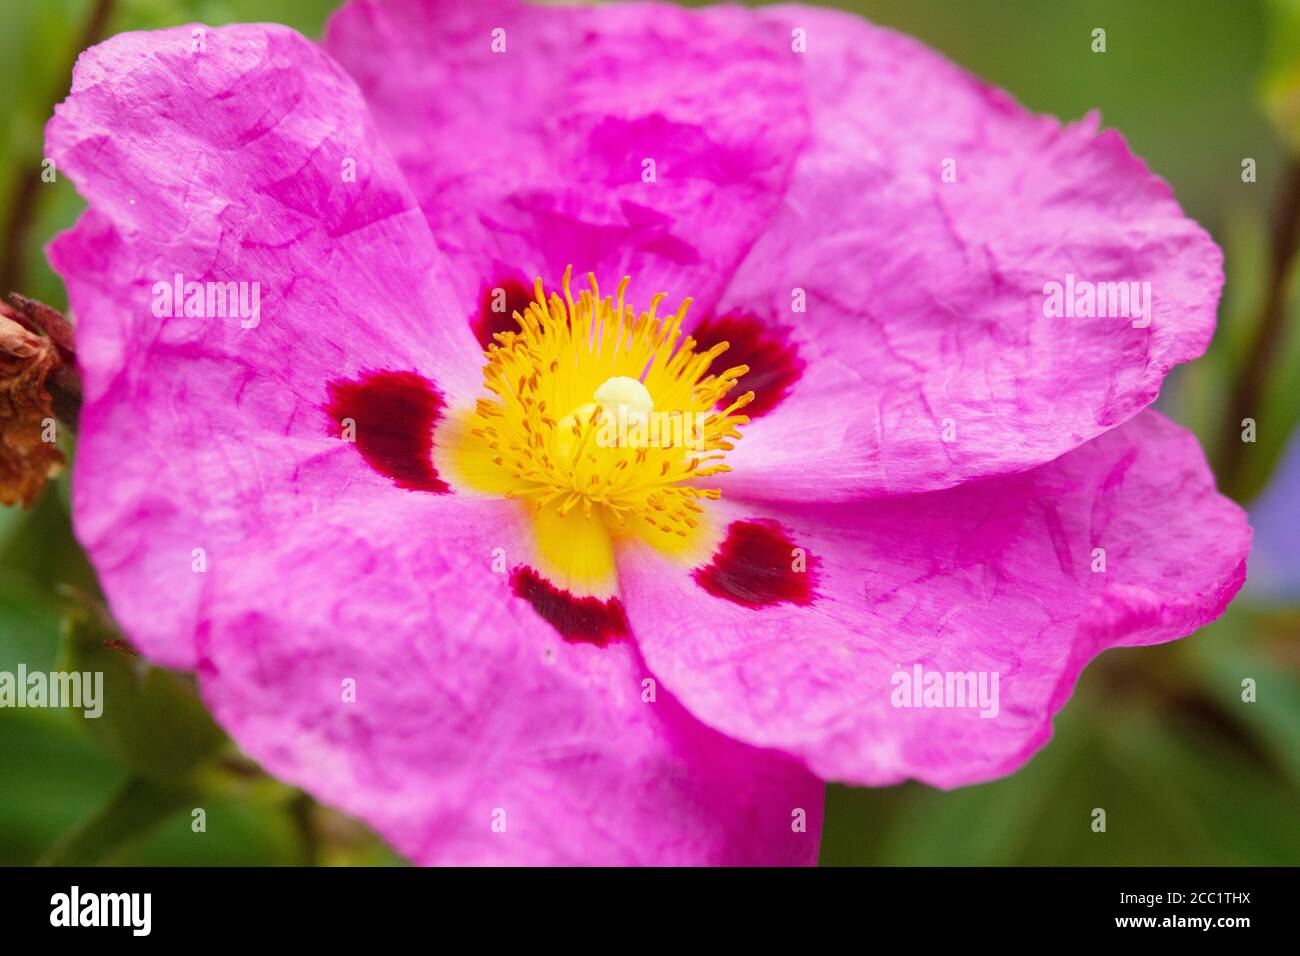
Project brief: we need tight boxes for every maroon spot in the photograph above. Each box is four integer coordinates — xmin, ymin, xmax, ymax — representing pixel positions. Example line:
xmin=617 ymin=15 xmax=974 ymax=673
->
xmin=326 ymin=370 xmax=450 ymax=493
xmin=691 ymin=312 xmax=805 ymax=418
xmin=471 ymin=275 xmax=536 ymax=350
xmin=694 ymin=519 xmax=818 ymax=608
xmin=510 ymin=566 xmax=629 ymax=646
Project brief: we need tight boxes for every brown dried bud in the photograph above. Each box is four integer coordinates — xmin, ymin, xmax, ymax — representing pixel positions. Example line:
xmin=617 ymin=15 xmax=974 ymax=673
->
xmin=0 ymin=298 xmax=67 ymax=506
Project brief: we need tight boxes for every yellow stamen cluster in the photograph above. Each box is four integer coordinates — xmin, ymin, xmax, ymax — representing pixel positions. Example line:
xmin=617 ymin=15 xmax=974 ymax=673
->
xmin=468 ymin=267 xmax=752 ymax=537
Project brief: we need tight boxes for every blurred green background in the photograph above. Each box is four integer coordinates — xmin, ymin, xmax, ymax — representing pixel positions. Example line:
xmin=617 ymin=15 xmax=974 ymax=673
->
xmin=2 ymin=0 xmax=1298 ymax=866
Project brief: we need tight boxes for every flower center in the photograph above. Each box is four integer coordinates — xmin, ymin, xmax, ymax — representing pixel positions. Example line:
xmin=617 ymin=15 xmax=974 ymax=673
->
xmin=458 ymin=268 xmax=753 ymax=539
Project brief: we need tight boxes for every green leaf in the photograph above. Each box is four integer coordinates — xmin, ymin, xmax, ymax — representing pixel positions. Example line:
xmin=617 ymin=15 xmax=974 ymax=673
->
xmin=0 ymin=576 xmax=63 ymax=674
xmin=821 ymin=650 xmax=1300 ymax=865
xmin=38 ymin=775 xmax=196 ymax=866
xmin=1262 ymin=0 xmax=1300 ymax=154
xmin=1182 ymin=606 xmax=1300 ymax=791
xmin=58 ymin=608 xmax=227 ymax=779
xmin=0 ymin=708 xmax=123 ymax=864
xmin=0 ymin=489 xmax=99 ymax=604
xmin=0 ymin=570 xmax=120 ymax=864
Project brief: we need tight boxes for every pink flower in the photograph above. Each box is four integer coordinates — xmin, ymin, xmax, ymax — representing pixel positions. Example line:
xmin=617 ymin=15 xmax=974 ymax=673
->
xmin=46 ymin=0 xmax=1249 ymax=865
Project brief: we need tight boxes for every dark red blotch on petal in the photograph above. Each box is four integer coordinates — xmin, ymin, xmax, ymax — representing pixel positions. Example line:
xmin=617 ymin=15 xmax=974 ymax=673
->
xmin=694 ymin=519 xmax=818 ymax=608
xmin=471 ymin=275 xmax=535 ymax=350
xmin=511 ymin=566 xmax=629 ymax=646
xmin=691 ymin=312 xmax=805 ymax=419
xmin=326 ymin=370 xmax=450 ymax=493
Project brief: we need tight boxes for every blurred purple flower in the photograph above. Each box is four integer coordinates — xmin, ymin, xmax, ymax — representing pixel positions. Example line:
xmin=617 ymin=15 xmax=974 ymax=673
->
xmin=1247 ymin=426 xmax=1300 ymax=602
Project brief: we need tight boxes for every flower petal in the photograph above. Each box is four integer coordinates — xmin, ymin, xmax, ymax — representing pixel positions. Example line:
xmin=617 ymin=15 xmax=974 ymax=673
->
xmin=323 ymin=0 xmax=809 ymax=324
xmin=711 ymin=6 xmax=1223 ymax=500
xmin=45 ymin=24 xmax=479 ymax=666
xmin=618 ymin=411 xmax=1249 ymax=788
xmin=197 ymin=494 xmax=823 ymax=865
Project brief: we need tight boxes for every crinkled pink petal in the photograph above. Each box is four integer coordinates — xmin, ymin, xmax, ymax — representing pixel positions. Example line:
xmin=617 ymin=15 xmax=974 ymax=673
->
xmin=709 ymin=5 xmax=1223 ymax=500
xmin=45 ymin=24 xmax=479 ymax=666
xmin=323 ymin=0 xmax=809 ymax=324
xmin=197 ymin=493 xmax=823 ymax=865
xmin=619 ymin=411 xmax=1249 ymax=788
